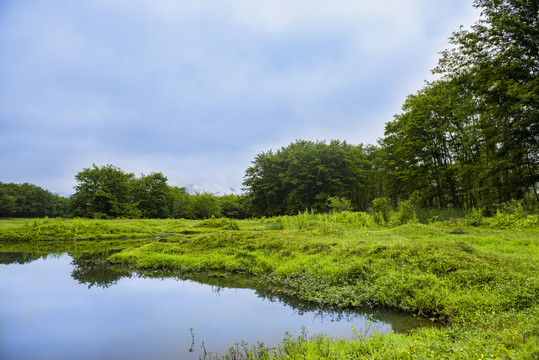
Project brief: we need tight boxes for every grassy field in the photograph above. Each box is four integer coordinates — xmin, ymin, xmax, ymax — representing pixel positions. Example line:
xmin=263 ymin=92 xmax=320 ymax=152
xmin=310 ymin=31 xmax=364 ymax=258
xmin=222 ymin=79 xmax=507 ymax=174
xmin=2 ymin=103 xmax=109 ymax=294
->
xmin=0 ymin=212 xmax=537 ymax=359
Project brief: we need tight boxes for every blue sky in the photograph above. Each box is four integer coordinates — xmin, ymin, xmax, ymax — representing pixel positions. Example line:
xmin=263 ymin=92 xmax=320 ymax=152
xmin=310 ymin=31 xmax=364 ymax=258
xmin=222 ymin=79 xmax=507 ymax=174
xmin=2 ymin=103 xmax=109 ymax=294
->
xmin=0 ymin=0 xmax=479 ymax=196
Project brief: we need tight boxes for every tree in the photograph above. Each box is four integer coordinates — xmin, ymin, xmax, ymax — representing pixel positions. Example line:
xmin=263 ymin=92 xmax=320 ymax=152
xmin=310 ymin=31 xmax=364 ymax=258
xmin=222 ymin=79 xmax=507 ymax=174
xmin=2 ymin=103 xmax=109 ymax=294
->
xmin=434 ymin=0 xmax=538 ymax=203
xmin=219 ymin=194 xmax=248 ymax=219
xmin=190 ymin=192 xmax=220 ymax=219
xmin=0 ymin=184 xmax=18 ymax=217
xmin=380 ymin=0 xmax=538 ymax=209
xmin=168 ymin=186 xmax=191 ymax=219
xmin=70 ymin=164 xmax=136 ymax=218
xmin=0 ymin=182 xmax=68 ymax=218
xmin=243 ymin=140 xmax=374 ymax=216
xmin=132 ymin=172 xmax=170 ymax=218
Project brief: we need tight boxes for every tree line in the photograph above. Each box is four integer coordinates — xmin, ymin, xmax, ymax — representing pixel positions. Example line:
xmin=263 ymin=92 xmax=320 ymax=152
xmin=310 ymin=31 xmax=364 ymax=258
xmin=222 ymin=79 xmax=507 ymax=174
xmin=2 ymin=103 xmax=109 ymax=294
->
xmin=380 ymin=0 xmax=538 ymax=211
xmin=1 ymin=165 xmax=248 ymax=219
xmin=1 ymin=0 xmax=537 ymax=219
xmin=245 ymin=0 xmax=537 ymax=215
xmin=0 ymin=182 xmax=69 ymax=218
xmin=69 ymin=164 xmax=248 ymax=219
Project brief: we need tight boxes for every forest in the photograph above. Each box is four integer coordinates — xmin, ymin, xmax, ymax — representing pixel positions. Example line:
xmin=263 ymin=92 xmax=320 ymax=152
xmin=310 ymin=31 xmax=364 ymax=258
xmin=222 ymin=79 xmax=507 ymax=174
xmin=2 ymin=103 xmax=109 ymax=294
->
xmin=0 ymin=0 xmax=537 ymax=220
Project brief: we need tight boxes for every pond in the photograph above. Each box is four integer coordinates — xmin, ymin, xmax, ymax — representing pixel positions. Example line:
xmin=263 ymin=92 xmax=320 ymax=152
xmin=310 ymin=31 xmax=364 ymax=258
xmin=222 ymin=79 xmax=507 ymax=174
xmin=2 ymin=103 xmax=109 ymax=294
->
xmin=0 ymin=251 xmax=433 ymax=360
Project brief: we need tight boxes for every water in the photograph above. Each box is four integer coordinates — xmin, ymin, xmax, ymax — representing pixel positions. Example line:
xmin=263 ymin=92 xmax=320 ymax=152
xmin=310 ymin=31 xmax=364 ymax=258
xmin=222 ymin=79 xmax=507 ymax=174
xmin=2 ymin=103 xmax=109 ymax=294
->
xmin=0 ymin=252 xmax=432 ymax=360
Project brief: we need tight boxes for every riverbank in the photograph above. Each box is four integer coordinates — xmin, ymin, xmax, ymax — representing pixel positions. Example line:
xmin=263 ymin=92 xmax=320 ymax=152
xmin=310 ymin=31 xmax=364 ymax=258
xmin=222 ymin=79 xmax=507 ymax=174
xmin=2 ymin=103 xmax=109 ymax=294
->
xmin=0 ymin=215 xmax=537 ymax=358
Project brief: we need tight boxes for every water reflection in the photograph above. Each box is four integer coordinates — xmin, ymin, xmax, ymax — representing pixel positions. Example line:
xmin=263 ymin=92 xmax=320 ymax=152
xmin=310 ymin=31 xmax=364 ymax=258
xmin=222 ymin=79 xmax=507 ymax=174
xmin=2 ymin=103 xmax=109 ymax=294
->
xmin=0 ymin=250 xmax=435 ymax=360
xmin=0 ymin=251 xmax=47 ymax=265
xmin=0 ymin=250 xmax=434 ymax=331
xmin=71 ymin=252 xmax=132 ymax=289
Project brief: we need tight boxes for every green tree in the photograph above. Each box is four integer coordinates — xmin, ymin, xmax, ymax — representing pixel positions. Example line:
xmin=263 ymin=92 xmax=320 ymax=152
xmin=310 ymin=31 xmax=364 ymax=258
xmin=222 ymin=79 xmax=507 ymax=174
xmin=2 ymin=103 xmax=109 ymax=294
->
xmin=0 ymin=184 xmax=18 ymax=217
xmin=132 ymin=172 xmax=170 ymax=218
xmin=380 ymin=0 xmax=538 ymax=209
xmin=70 ymin=164 xmax=136 ymax=218
xmin=243 ymin=140 xmax=374 ymax=216
xmin=219 ymin=194 xmax=248 ymax=219
xmin=0 ymin=182 xmax=68 ymax=217
xmin=434 ymin=0 xmax=538 ymax=204
xmin=168 ymin=186 xmax=191 ymax=219
xmin=190 ymin=192 xmax=220 ymax=219
xmin=327 ymin=196 xmax=353 ymax=213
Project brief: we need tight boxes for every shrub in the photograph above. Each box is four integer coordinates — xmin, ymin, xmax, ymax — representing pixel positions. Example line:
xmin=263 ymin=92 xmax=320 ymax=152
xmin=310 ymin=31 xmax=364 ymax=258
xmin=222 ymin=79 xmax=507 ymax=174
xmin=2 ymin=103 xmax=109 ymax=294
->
xmin=465 ymin=207 xmax=483 ymax=226
xmin=388 ymin=199 xmax=417 ymax=226
xmin=491 ymin=201 xmax=538 ymax=229
xmin=372 ymin=197 xmax=392 ymax=224
xmin=327 ymin=196 xmax=353 ymax=213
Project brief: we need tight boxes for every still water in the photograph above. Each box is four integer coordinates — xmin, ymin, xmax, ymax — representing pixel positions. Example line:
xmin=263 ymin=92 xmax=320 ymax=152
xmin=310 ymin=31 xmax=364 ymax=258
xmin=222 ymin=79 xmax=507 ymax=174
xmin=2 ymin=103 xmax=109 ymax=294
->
xmin=0 ymin=252 xmax=430 ymax=360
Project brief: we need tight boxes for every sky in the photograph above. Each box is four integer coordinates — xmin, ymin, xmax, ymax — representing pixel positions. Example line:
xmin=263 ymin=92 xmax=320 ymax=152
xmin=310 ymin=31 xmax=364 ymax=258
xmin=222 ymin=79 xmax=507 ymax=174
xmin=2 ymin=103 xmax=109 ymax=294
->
xmin=0 ymin=0 xmax=480 ymax=196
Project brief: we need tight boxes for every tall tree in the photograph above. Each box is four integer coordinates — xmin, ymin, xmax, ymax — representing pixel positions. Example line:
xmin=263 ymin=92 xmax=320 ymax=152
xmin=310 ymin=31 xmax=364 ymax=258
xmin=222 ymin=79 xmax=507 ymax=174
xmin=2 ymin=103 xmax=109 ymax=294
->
xmin=70 ymin=164 xmax=136 ymax=218
xmin=132 ymin=172 xmax=170 ymax=218
xmin=243 ymin=140 xmax=373 ymax=216
xmin=435 ymin=0 xmax=538 ymax=203
xmin=381 ymin=0 xmax=538 ymax=209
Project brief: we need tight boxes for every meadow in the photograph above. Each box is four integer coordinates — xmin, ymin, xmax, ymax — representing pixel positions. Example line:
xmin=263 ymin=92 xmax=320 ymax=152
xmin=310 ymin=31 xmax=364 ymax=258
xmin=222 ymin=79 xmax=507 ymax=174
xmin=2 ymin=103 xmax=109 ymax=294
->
xmin=0 ymin=209 xmax=537 ymax=359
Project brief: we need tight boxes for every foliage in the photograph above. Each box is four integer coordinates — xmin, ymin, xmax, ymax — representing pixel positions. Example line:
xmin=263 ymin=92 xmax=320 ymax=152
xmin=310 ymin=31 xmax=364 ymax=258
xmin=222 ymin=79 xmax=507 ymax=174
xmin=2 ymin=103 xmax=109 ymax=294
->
xmin=0 ymin=182 xmax=69 ymax=218
xmin=70 ymin=164 xmax=137 ymax=218
xmin=243 ymin=140 xmax=376 ymax=216
xmin=465 ymin=207 xmax=484 ymax=227
xmin=190 ymin=192 xmax=221 ymax=219
xmin=388 ymin=199 xmax=418 ymax=227
xmin=132 ymin=172 xmax=171 ymax=218
xmin=219 ymin=194 xmax=249 ymax=219
xmin=167 ymin=185 xmax=191 ymax=218
xmin=490 ymin=200 xmax=538 ymax=229
xmin=381 ymin=0 xmax=539 ymax=210
xmin=65 ymin=164 xmax=240 ymax=220
xmin=327 ymin=196 xmax=353 ymax=213
xmin=372 ymin=197 xmax=392 ymax=224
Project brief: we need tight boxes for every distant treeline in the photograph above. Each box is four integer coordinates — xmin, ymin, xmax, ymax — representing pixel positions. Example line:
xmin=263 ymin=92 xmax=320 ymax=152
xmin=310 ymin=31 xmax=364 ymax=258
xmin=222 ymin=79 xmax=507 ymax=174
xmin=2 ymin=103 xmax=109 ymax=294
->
xmin=1 ymin=0 xmax=537 ymax=219
xmin=0 ymin=172 xmax=247 ymax=220
xmin=0 ymin=182 xmax=69 ymax=218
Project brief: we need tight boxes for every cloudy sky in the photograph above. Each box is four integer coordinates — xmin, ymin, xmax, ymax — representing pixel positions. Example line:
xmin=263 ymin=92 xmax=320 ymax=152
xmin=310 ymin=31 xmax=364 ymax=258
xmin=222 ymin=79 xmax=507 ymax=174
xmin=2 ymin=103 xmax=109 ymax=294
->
xmin=0 ymin=0 xmax=479 ymax=196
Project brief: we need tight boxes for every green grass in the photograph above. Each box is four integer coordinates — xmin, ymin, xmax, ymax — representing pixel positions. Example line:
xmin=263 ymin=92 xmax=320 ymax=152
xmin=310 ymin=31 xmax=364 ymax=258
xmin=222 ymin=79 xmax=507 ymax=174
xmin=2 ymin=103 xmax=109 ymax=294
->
xmin=0 ymin=214 xmax=537 ymax=359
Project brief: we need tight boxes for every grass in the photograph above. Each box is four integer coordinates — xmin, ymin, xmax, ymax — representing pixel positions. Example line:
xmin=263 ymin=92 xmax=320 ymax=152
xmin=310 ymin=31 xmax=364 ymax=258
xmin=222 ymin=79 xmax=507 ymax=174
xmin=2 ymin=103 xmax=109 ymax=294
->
xmin=0 ymin=213 xmax=537 ymax=359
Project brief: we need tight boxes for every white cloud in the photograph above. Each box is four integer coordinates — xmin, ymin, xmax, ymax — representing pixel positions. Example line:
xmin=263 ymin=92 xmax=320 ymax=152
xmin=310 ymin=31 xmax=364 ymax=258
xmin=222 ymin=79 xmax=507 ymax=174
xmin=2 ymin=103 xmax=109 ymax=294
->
xmin=0 ymin=0 xmax=480 ymax=194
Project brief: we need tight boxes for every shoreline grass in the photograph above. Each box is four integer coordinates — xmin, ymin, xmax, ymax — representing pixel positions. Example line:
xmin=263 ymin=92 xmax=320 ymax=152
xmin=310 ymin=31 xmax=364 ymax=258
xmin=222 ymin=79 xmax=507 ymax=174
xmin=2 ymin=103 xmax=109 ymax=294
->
xmin=0 ymin=215 xmax=537 ymax=358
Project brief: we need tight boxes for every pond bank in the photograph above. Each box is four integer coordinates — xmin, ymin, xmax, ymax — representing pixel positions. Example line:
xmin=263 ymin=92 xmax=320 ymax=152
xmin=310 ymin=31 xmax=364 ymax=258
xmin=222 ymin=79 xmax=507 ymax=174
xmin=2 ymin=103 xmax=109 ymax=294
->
xmin=0 ymin=218 xmax=537 ymax=358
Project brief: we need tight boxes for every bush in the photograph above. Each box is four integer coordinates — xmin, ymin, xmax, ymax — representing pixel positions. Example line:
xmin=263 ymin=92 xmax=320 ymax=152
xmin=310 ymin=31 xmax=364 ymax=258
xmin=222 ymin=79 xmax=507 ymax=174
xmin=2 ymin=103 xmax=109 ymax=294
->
xmin=372 ymin=197 xmax=392 ymax=224
xmin=190 ymin=192 xmax=220 ymax=219
xmin=388 ymin=199 xmax=417 ymax=226
xmin=491 ymin=201 xmax=538 ymax=229
xmin=327 ymin=196 xmax=353 ymax=213
xmin=465 ymin=207 xmax=483 ymax=226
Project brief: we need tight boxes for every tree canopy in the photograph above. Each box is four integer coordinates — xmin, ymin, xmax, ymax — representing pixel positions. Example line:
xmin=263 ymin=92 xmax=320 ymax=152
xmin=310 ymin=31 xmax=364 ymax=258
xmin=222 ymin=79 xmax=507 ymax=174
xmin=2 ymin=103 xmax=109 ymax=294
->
xmin=70 ymin=164 xmax=136 ymax=218
xmin=380 ymin=0 xmax=538 ymax=209
xmin=243 ymin=140 xmax=376 ymax=216
xmin=0 ymin=182 xmax=68 ymax=218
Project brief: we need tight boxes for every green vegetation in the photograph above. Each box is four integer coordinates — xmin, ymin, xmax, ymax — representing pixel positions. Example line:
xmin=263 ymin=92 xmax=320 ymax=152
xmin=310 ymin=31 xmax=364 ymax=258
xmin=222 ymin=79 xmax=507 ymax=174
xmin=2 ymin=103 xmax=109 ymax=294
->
xmin=0 ymin=182 xmax=69 ymax=217
xmin=1 ymin=209 xmax=537 ymax=359
xmin=0 ymin=1 xmax=538 ymax=357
